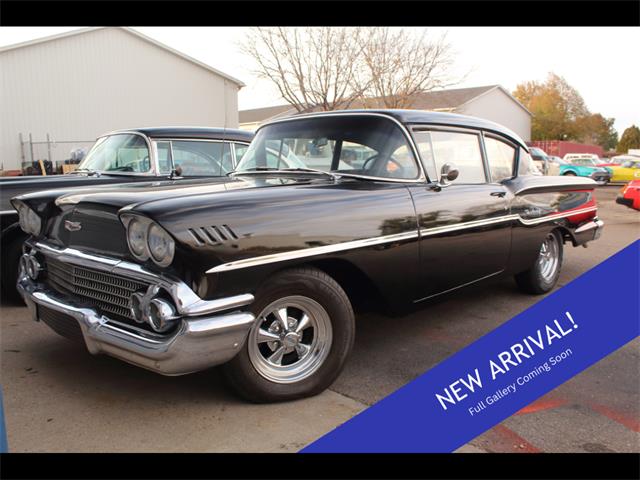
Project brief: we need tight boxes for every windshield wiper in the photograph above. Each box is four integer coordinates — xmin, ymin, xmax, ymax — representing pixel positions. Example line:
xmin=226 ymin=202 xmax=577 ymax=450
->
xmin=281 ymin=168 xmax=340 ymax=180
xmin=230 ymin=167 xmax=340 ymax=181
xmin=69 ymin=168 xmax=100 ymax=177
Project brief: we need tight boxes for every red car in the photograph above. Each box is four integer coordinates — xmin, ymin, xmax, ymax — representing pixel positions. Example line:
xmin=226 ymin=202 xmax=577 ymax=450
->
xmin=616 ymin=180 xmax=640 ymax=211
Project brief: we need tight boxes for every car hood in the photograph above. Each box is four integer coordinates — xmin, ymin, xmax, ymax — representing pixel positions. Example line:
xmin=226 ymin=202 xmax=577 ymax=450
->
xmin=0 ymin=173 xmax=144 ymax=212
xmin=15 ymin=174 xmax=334 ymax=213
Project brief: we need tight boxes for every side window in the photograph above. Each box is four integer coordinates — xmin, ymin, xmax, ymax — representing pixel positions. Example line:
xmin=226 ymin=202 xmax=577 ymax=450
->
xmin=412 ymin=131 xmax=437 ymax=181
xmin=156 ymin=141 xmax=172 ymax=174
xmin=430 ymin=131 xmax=486 ymax=184
xmin=171 ymin=141 xmax=230 ymax=176
xmin=233 ymin=143 xmax=249 ymax=163
xmin=484 ymin=136 xmax=515 ymax=182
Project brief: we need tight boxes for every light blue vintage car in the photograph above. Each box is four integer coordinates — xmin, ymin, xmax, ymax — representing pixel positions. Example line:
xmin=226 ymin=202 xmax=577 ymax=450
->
xmin=559 ymin=158 xmax=611 ymax=185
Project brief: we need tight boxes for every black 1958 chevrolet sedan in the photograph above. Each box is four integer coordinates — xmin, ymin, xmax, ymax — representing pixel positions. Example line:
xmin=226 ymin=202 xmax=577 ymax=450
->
xmin=0 ymin=127 xmax=253 ymax=302
xmin=13 ymin=110 xmax=603 ymax=402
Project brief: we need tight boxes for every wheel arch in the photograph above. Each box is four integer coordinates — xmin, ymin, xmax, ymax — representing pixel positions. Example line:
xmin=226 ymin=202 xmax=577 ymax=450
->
xmin=269 ymin=257 xmax=386 ymax=313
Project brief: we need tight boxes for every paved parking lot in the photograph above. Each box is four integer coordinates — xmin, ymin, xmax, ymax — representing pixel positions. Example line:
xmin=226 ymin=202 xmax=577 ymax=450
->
xmin=1 ymin=185 xmax=638 ymax=452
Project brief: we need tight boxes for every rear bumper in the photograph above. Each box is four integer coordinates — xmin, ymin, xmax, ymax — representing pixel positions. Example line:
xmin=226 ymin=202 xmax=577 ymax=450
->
xmin=589 ymin=172 xmax=611 ymax=185
xmin=573 ymin=218 xmax=604 ymax=245
xmin=17 ymin=242 xmax=256 ymax=376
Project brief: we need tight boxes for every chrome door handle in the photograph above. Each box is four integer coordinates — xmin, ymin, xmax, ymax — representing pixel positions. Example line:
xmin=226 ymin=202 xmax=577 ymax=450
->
xmin=490 ymin=191 xmax=506 ymax=198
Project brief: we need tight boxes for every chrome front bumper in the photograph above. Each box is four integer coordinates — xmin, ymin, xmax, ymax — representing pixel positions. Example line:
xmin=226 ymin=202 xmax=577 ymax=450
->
xmin=17 ymin=242 xmax=256 ymax=376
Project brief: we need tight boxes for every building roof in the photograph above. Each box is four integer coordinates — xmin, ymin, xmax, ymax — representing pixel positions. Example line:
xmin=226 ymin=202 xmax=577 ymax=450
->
xmin=239 ymin=105 xmax=297 ymax=124
xmin=0 ymin=27 xmax=245 ymax=87
xmin=264 ymin=109 xmax=529 ymax=149
xmin=240 ymin=85 xmax=532 ymax=125
xmin=110 ymin=127 xmax=254 ymax=142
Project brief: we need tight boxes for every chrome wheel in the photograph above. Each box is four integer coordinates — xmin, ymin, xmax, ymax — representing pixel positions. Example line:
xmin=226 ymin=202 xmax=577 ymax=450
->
xmin=538 ymin=234 xmax=560 ymax=282
xmin=248 ymin=295 xmax=333 ymax=384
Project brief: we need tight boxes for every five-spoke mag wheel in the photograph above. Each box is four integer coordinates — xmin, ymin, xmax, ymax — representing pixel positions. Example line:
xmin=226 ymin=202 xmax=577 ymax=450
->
xmin=248 ymin=296 xmax=333 ymax=384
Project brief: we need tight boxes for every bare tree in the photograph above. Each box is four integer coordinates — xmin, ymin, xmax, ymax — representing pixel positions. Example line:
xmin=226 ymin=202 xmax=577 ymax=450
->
xmin=356 ymin=28 xmax=456 ymax=109
xmin=241 ymin=27 xmax=369 ymax=112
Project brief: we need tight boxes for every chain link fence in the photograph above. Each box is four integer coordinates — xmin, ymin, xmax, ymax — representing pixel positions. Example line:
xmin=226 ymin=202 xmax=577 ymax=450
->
xmin=16 ymin=133 xmax=95 ymax=175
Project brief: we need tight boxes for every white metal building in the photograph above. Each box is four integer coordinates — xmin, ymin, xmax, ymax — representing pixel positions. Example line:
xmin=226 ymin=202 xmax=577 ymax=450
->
xmin=0 ymin=27 xmax=244 ymax=171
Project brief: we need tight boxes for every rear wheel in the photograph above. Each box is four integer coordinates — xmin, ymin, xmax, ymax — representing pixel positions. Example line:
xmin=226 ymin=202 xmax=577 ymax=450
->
xmin=515 ymin=231 xmax=563 ymax=294
xmin=222 ymin=267 xmax=355 ymax=403
xmin=563 ymin=171 xmax=577 ymax=176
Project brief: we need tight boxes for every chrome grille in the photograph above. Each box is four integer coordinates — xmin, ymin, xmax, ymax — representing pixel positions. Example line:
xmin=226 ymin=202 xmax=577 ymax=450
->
xmin=46 ymin=257 xmax=150 ymax=322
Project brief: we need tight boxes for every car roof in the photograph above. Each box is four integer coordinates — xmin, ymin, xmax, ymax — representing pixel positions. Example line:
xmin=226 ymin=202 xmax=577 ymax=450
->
xmin=107 ymin=127 xmax=254 ymax=143
xmin=264 ymin=109 xmax=529 ymax=149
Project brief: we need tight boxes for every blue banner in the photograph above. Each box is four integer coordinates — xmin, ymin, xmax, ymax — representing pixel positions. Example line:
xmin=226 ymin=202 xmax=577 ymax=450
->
xmin=0 ymin=387 xmax=7 ymax=453
xmin=303 ymin=240 xmax=640 ymax=453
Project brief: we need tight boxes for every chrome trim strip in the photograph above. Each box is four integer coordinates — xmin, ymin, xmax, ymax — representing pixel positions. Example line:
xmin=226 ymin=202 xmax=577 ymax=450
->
xmin=206 ymin=207 xmax=598 ymax=273
xmin=414 ymin=270 xmax=503 ymax=303
xmin=207 ymin=230 xmax=420 ymax=273
xmin=0 ymin=209 xmax=16 ymax=215
xmin=419 ymin=215 xmax=514 ymax=238
xmin=256 ymin=112 xmax=429 ymax=183
xmin=517 ymin=206 xmax=597 ymax=225
xmin=575 ymin=218 xmax=604 ymax=233
xmin=32 ymin=241 xmax=254 ymax=316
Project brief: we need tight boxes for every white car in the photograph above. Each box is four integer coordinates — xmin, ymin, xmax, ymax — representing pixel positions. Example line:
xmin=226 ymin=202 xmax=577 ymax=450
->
xmin=563 ymin=153 xmax=601 ymax=163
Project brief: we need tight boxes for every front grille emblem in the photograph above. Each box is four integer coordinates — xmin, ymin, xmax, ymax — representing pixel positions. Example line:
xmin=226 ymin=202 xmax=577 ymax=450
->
xmin=64 ymin=220 xmax=82 ymax=232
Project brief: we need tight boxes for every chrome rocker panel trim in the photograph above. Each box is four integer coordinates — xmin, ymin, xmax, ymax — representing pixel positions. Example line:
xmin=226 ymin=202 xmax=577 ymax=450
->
xmin=207 ymin=207 xmax=599 ymax=273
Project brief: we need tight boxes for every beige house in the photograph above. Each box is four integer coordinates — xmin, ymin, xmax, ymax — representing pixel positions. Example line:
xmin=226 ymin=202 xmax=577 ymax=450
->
xmin=240 ymin=85 xmax=532 ymax=141
xmin=0 ymin=27 xmax=244 ymax=171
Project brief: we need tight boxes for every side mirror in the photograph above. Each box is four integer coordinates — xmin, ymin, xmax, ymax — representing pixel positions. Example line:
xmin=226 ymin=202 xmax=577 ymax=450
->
xmin=438 ymin=163 xmax=459 ymax=187
xmin=170 ymin=165 xmax=183 ymax=179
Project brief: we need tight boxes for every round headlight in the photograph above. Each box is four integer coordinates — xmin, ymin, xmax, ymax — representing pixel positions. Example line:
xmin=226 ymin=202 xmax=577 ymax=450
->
xmin=147 ymin=223 xmax=175 ymax=267
xmin=127 ymin=218 xmax=149 ymax=259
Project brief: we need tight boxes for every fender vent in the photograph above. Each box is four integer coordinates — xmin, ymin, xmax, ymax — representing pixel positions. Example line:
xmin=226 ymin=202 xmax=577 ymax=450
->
xmin=188 ymin=225 xmax=239 ymax=246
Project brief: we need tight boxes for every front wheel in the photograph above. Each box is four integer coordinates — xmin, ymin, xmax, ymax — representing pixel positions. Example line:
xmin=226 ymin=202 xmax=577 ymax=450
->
xmin=563 ymin=171 xmax=577 ymax=176
xmin=222 ymin=267 xmax=355 ymax=402
xmin=515 ymin=231 xmax=563 ymax=294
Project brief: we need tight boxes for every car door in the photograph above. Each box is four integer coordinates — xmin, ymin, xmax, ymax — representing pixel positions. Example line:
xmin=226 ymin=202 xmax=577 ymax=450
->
xmin=407 ymin=127 xmax=512 ymax=301
xmin=614 ymin=161 xmax=640 ymax=182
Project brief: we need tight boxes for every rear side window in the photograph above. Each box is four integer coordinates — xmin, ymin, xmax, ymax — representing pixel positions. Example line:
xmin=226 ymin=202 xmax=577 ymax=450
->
xmin=484 ymin=137 xmax=515 ymax=182
xmin=429 ymin=131 xmax=486 ymax=184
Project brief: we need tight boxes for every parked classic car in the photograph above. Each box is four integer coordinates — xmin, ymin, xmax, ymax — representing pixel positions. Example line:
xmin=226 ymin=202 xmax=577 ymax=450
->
xmin=616 ymin=180 xmax=640 ymax=211
xmin=559 ymin=157 xmax=611 ymax=185
xmin=0 ymin=127 xmax=253 ymax=302
xmin=13 ymin=110 xmax=604 ymax=402
xmin=529 ymin=147 xmax=559 ymax=176
xmin=609 ymin=158 xmax=640 ymax=183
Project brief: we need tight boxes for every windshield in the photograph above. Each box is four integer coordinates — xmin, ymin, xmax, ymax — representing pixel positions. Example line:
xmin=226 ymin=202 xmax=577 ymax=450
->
xmin=235 ymin=115 xmax=420 ymax=180
xmin=78 ymin=134 xmax=151 ymax=173
xmin=572 ymin=158 xmax=598 ymax=166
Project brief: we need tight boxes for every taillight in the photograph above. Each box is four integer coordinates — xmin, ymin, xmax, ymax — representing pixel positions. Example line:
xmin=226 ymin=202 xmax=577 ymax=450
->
xmin=566 ymin=191 xmax=597 ymax=224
